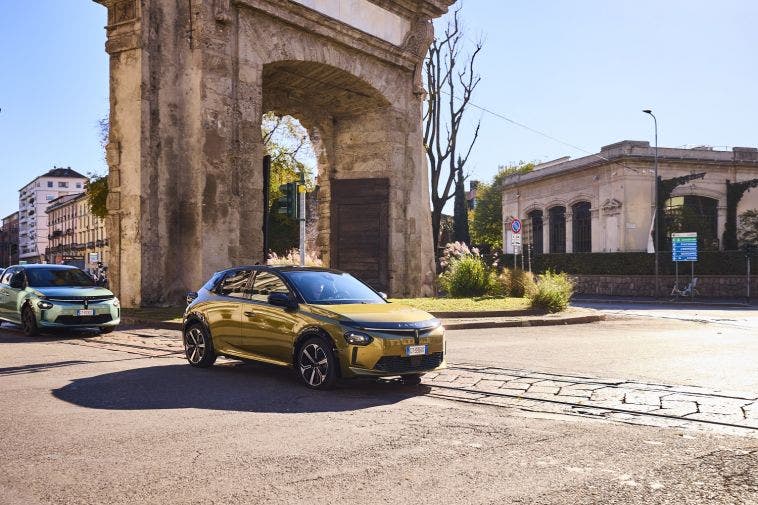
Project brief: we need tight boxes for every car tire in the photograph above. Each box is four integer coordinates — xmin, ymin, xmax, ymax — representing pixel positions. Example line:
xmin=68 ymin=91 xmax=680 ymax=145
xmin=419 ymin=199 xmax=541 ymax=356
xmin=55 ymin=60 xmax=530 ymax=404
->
xmin=297 ymin=336 xmax=338 ymax=390
xmin=99 ymin=326 xmax=116 ymax=334
xmin=183 ymin=324 xmax=217 ymax=368
xmin=21 ymin=305 xmax=40 ymax=337
xmin=400 ymin=373 xmax=423 ymax=386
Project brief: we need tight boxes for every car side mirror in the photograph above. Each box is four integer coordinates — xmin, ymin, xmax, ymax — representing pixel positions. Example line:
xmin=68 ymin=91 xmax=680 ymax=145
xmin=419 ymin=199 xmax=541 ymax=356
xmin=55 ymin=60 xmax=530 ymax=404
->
xmin=268 ymin=292 xmax=296 ymax=309
xmin=10 ymin=275 xmax=24 ymax=290
xmin=378 ymin=291 xmax=388 ymax=300
xmin=185 ymin=291 xmax=198 ymax=305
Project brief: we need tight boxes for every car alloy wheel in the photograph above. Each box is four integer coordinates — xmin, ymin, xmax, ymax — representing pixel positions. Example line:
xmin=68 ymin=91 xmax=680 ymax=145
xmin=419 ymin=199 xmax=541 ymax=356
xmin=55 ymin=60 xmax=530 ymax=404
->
xmin=22 ymin=306 xmax=39 ymax=337
xmin=298 ymin=337 xmax=337 ymax=389
xmin=183 ymin=325 xmax=216 ymax=368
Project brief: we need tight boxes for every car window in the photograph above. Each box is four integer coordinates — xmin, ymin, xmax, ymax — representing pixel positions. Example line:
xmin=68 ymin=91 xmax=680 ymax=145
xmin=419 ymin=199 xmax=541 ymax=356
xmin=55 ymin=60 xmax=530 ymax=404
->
xmin=216 ymin=269 xmax=254 ymax=298
xmin=26 ymin=268 xmax=95 ymax=287
xmin=250 ymin=271 xmax=289 ymax=303
xmin=202 ymin=271 xmax=225 ymax=292
xmin=1 ymin=268 xmax=16 ymax=285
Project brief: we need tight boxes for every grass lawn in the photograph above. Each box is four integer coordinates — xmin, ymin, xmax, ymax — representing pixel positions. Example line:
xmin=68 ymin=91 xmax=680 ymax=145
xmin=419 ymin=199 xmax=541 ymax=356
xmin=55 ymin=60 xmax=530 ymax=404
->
xmin=389 ymin=297 xmax=531 ymax=313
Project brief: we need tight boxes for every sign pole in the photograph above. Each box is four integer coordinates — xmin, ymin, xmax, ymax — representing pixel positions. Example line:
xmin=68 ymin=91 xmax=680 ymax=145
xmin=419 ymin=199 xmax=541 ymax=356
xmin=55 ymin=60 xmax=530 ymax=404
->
xmin=690 ymin=260 xmax=694 ymax=300
xmin=298 ymin=172 xmax=306 ymax=267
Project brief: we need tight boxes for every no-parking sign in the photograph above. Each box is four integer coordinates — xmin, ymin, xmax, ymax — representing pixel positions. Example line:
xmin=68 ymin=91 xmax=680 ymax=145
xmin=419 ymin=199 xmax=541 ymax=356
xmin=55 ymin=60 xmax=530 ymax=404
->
xmin=511 ymin=219 xmax=522 ymax=234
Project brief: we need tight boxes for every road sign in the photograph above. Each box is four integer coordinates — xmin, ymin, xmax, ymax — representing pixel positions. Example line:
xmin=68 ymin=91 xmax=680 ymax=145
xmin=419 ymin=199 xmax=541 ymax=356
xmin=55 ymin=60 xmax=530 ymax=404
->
xmin=672 ymin=232 xmax=697 ymax=262
xmin=511 ymin=218 xmax=522 ymax=234
xmin=512 ymin=232 xmax=522 ymax=248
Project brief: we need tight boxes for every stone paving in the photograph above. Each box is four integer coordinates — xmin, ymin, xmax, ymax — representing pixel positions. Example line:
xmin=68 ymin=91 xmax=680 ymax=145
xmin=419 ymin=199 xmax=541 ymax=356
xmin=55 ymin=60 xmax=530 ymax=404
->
xmin=54 ymin=328 xmax=758 ymax=437
xmin=423 ymin=364 xmax=758 ymax=436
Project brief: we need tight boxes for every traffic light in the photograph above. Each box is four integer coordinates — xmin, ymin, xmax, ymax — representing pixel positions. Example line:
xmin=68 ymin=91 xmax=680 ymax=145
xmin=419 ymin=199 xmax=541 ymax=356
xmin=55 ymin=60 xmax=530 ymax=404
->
xmin=277 ymin=182 xmax=298 ymax=219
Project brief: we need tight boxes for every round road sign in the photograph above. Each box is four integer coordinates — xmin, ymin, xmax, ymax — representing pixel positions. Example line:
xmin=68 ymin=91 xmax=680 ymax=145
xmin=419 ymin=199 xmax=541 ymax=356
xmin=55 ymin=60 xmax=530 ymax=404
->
xmin=511 ymin=219 xmax=522 ymax=234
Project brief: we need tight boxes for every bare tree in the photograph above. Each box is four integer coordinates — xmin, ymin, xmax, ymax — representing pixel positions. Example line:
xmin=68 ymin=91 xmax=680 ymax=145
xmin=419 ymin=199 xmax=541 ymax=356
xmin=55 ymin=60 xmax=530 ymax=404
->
xmin=424 ymin=6 xmax=482 ymax=261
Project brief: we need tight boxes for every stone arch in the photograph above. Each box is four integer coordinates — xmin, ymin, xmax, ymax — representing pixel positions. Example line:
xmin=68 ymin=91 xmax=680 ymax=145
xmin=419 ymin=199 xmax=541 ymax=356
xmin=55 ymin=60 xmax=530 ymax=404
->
xmin=95 ymin=0 xmax=450 ymax=306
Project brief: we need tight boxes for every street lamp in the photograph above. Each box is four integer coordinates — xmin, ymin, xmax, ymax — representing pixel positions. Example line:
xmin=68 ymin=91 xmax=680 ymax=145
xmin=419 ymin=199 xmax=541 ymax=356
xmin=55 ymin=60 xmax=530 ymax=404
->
xmin=643 ymin=109 xmax=659 ymax=297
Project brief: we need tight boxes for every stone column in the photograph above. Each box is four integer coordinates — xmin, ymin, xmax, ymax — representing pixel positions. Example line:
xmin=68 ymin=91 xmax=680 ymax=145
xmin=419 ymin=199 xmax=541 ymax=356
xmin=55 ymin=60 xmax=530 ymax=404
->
xmin=717 ymin=202 xmax=727 ymax=251
xmin=565 ymin=211 xmax=574 ymax=253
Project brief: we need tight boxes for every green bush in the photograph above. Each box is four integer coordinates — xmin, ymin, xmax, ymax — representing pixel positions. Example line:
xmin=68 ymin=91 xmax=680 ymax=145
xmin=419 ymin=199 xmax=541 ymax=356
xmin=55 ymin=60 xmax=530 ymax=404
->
xmin=488 ymin=271 xmax=511 ymax=297
xmin=529 ymin=270 xmax=574 ymax=313
xmin=508 ymin=268 xmax=538 ymax=298
xmin=439 ymin=255 xmax=492 ymax=297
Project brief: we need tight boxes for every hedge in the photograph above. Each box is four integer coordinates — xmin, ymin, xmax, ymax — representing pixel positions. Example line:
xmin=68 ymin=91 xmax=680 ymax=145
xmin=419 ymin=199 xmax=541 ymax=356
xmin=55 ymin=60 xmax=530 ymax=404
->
xmin=493 ymin=251 xmax=757 ymax=276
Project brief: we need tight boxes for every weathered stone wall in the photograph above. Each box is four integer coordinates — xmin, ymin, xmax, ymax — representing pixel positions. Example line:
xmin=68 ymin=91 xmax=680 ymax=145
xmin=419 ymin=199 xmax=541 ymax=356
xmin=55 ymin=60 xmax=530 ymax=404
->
xmin=96 ymin=0 xmax=449 ymax=306
xmin=573 ymin=274 xmax=758 ymax=298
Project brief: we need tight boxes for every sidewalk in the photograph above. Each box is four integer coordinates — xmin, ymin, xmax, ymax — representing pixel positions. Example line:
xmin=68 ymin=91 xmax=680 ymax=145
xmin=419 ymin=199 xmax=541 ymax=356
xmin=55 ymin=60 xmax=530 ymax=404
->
xmin=574 ymin=294 xmax=758 ymax=308
xmin=120 ymin=306 xmax=605 ymax=331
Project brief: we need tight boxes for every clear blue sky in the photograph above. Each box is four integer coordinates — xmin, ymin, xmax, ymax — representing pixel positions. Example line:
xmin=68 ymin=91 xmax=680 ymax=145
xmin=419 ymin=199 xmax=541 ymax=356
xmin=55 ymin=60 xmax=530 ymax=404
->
xmin=1 ymin=1 xmax=756 ymax=219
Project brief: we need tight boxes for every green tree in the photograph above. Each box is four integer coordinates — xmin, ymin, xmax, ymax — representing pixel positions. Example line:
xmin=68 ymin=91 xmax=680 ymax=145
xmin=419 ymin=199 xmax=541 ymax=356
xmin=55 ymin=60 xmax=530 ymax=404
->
xmin=470 ymin=162 xmax=534 ymax=249
xmin=86 ymin=175 xmax=109 ymax=219
xmin=738 ymin=209 xmax=758 ymax=247
xmin=262 ymin=112 xmax=315 ymax=254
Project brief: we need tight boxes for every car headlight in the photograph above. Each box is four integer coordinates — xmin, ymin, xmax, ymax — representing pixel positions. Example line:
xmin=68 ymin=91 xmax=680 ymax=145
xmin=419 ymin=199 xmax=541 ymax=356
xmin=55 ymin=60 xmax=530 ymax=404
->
xmin=112 ymin=298 xmax=120 ymax=308
xmin=344 ymin=330 xmax=373 ymax=346
xmin=37 ymin=300 xmax=53 ymax=310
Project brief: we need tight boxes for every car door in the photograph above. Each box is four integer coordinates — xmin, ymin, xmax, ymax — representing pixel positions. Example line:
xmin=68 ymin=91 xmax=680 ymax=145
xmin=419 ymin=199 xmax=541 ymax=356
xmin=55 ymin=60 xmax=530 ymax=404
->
xmin=203 ymin=268 xmax=254 ymax=354
xmin=239 ymin=270 xmax=301 ymax=365
xmin=0 ymin=267 xmax=17 ymax=321
xmin=2 ymin=268 xmax=27 ymax=323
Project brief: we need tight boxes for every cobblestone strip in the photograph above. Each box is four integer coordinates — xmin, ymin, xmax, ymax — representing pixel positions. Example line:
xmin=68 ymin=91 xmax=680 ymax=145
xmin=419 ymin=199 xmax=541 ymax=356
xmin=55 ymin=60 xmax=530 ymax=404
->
xmin=424 ymin=364 xmax=758 ymax=435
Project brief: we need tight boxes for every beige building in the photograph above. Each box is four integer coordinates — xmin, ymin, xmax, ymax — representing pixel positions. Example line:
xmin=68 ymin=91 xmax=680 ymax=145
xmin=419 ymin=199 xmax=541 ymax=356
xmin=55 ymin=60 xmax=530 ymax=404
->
xmin=46 ymin=192 xmax=109 ymax=274
xmin=18 ymin=167 xmax=88 ymax=262
xmin=502 ymin=141 xmax=758 ymax=255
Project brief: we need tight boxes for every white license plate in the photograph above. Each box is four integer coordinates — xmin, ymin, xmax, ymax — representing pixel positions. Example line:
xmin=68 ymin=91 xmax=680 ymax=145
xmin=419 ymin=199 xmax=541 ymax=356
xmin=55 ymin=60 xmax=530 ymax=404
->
xmin=77 ymin=309 xmax=94 ymax=316
xmin=406 ymin=345 xmax=427 ymax=356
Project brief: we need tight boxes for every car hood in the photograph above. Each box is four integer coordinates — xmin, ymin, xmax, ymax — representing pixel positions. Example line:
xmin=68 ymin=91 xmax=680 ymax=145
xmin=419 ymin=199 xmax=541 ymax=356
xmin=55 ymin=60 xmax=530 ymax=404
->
xmin=31 ymin=286 xmax=115 ymax=298
xmin=307 ymin=302 xmax=438 ymax=326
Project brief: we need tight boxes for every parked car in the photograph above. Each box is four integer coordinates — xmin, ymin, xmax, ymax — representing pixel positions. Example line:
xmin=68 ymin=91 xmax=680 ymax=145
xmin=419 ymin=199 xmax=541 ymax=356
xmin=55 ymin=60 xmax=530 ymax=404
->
xmin=0 ymin=264 xmax=120 ymax=336
xmin=183 ymin=266 xmax=446 ymax=389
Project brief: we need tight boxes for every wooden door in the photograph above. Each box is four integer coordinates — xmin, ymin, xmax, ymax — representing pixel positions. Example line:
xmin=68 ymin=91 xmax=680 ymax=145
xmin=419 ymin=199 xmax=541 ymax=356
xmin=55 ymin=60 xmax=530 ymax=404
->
xmin=330 ymin=178 xmax=389 ymax=292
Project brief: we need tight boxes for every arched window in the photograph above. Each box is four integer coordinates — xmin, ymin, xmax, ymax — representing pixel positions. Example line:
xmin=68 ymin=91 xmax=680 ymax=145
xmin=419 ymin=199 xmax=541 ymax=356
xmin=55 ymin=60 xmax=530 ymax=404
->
xmin=663 ymin=195 xmax=718 ymax=250
xmin=548 ymin=206 xmax=566 ymax=253
xmin=527 ymin=209 xmax=543 ymax=255
xmin=572 ymin=201 xmax=592 ymax=253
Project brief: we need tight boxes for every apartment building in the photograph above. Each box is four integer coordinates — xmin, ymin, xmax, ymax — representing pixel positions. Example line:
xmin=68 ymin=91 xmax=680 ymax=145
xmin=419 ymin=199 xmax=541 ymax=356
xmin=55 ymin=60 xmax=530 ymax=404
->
xmin=18 ymin=167 xmax=88 ymax=262
xmin=0 ymin=212 xmax=20 ymax=267
xmin=46 ymin=192 xmax=109 ymax=273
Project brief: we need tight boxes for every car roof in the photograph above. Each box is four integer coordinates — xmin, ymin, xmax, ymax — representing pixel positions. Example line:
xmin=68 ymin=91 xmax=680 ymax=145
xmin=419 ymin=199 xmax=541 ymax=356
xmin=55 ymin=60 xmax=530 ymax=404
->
xmin=219 ymin=265 xmax=344 ymax=275
xmin=12 ymin=264 xmax=78 ymax=270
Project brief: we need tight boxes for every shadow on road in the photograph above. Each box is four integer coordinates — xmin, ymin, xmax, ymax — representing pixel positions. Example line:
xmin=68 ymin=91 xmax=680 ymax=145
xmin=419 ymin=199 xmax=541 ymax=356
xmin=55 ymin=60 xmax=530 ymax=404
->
xmin=52 ymin=361 xmax=430 ymax=414
xmin=0 ymin=324 xmax=100 ymax=343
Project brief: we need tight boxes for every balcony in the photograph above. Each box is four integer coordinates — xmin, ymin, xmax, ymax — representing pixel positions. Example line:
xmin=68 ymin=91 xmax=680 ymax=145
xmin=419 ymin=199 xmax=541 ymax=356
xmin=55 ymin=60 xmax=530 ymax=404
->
xmin=86 ymin=241 xmax=95 ymax=248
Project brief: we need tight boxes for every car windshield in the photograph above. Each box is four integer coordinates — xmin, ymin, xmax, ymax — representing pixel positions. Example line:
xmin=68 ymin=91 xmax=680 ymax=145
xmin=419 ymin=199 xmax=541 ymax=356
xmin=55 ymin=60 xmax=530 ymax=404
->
xmin=26 ymin=268 xmax=95 ymax=288
xmin=283 ymin=270 xmax=385 ymax=305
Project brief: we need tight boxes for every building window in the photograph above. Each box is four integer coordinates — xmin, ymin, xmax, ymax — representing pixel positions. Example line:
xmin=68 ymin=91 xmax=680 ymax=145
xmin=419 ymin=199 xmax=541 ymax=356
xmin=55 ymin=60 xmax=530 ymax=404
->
xmin=58 ymin=181 xmax=69 ymax=188
xmin=572 ymin=201 xmax=592 ymax=253
xmin=548 ymin=206 xmax=566 ymax=253
xmin=527 ymin=209 xmax=544 ymax=255
xmin=46 ymin=195 xmax=54 ymax=201
xmin=76 ymin=183 xmax=82 ymax=189
xmin=47 ymin=181 xmax=53 ymax=188
xmin=663 ymin=195 xmax=719 ymax=250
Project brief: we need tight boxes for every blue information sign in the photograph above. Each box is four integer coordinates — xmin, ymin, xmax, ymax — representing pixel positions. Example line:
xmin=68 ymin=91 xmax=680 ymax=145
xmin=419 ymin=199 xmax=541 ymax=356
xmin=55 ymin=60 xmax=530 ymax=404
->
xmin=511 ymin=219 xmax=522 ymax=234
xmin=672 ymin=232 xmax=698 ymax=262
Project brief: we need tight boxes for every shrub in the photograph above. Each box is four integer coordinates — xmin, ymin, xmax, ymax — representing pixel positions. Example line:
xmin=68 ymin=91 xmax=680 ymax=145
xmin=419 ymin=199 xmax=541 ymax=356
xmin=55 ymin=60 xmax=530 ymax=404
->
xmin=488 ymin=270 xmax=511 ymax=297
xmin=508 ymin=268 xmax=538 ymax=298
xmin=439 ymin=255 xmax=492 ymax=297
xmin=529 ymin=270 xmax=575 ymax=313
xmin=267 ymin=249 xmax=323 ymax=267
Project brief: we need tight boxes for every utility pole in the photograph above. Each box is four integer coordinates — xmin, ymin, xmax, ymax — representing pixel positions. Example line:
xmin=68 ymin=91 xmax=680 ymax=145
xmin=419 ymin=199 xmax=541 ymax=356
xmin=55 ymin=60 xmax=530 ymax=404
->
xmin=298 ymin=171 xmax=306 ymax=267
xmin=643 ymin=109 xmax=659 ymax=297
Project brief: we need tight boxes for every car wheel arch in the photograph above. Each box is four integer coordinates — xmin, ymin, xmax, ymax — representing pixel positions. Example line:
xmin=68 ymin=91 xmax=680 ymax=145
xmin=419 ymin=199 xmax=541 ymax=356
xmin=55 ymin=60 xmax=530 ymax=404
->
xmin=293 ymin=327 xmax=341 ymax=376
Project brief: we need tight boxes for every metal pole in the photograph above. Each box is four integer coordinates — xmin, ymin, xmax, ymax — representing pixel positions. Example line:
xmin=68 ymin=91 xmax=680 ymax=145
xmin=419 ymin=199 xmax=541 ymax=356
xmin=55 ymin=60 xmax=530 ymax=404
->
xmin=262 ymin=155 xmax=271 ymax=264
xmin=299 ymin=173 xmax=306 ymax=267
xmin=690 ymin=260 xmax=694 ymax=300
xmin=747 ymin=254 xmax=751 ymax=304
xmin=643 ymin=110 xmax=659 ymax=297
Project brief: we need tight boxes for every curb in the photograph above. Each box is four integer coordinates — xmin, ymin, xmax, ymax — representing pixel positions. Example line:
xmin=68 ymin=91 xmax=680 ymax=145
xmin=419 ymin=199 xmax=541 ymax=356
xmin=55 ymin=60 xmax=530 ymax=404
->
xmin=430 ymin=309 xmax=538 ymax=318
xmin=121 ymin=310 xmax=606 ymax=332
xmin=442 ymin=313 xmax=606 ymax=330
xmin=574 ymin=297 xmax=754 ymax=308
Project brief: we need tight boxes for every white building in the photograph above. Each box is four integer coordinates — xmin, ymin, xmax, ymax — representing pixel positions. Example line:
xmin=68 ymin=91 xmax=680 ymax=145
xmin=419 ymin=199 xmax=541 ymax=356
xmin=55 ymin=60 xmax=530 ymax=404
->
xmin=18 ymin=167 xmax=88 ymax=262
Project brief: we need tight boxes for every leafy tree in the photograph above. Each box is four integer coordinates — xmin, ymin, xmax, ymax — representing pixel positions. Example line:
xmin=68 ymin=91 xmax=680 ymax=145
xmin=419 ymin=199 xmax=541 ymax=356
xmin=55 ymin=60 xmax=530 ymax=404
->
xmin=86 ymin=175 xmax=109 ymax=219
xmin=738 ymin=209 xmax=758 ymax=248
xmin=262 ymin=112 xmax=315 ymax=254
xmin=470 ymin=162 xmax=534 ymax=249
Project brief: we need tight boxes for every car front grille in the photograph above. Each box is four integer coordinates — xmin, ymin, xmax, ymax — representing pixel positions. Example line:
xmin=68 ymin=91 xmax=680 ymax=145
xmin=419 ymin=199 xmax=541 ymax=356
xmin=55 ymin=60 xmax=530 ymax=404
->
xmin=46 ymin=296 xmax=114 ymax=303
xmin=373 ymin=352 xmax=444 ymax=373
xmin=54 ymin=314 xmax=114 ymax=325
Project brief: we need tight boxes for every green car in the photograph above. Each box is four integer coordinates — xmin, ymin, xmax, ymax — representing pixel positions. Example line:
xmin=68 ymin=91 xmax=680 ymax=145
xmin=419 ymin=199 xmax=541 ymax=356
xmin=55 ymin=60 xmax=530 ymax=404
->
xmin=0 ymin=264 xmax=121 ymax=336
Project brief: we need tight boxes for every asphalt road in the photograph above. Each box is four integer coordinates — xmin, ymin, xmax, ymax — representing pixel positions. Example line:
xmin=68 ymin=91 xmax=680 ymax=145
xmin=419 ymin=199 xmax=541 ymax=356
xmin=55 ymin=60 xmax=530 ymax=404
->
xmin=0 ymin=310 xmax=756 ymax=504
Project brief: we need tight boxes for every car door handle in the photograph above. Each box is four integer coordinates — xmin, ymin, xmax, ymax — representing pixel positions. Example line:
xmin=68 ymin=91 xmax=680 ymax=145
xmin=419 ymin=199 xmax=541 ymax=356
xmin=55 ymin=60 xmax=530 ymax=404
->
xmin=244 ymin=311 xmax=256 ymax=318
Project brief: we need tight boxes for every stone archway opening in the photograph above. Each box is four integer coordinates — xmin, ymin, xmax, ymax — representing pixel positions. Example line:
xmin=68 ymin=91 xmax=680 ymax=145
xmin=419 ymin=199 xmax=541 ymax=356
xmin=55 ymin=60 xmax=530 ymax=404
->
xmin=262 ymin=60 xmax=395 ymax=291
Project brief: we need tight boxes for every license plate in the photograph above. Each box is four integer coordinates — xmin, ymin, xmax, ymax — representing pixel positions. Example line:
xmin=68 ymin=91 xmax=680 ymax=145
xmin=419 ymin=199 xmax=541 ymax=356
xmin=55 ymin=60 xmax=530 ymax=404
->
xmin=406 ymin=345 xmax=427 ymax=356
xmin=77 ymin=309 xmax=94 ymax=316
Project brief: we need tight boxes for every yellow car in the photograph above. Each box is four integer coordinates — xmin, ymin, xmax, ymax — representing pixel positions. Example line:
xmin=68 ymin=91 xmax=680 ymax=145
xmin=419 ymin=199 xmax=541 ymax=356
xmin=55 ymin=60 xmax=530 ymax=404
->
xmin=183 ymin=266 xmax=445 ymax=389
